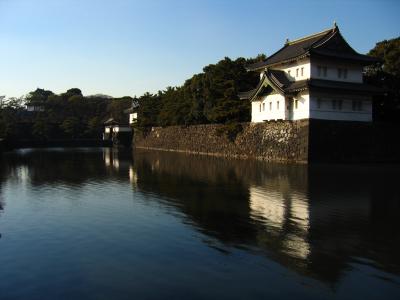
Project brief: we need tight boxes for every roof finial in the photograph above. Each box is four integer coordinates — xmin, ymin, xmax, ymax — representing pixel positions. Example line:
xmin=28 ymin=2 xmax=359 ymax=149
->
xmin=333 ymin=20 xmax=337 ymax=28
xmin=285 ymin=38 xmax=289 ymax=45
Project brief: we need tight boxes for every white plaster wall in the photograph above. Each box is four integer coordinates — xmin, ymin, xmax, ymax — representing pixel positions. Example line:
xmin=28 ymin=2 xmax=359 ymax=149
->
xmin=292 ymin=92 xmax=310 ymax=120
xmin=114 ymin=127 xmax=132 ymax=133
xmin=309 ymin=94 xmax=372 ymax=122
xmin=251 ymin=93 xmax=286 ymax=122
xmin=274 ymin=58 xmax=311 ymax=81
xmin=310 ymin=58 xmax=363 ymax=83
xmin=129 ymin=113 xmax=137 ymax=124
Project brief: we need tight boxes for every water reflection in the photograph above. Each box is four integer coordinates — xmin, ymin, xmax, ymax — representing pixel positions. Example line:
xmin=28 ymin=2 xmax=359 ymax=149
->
xmin=0 ymin=148 xmax=399 ymax=289
xmin=132 ymin=150 xmax=400 ymax=284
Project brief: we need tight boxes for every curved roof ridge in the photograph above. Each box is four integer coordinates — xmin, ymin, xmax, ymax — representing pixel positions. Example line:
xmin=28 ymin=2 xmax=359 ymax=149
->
xmin=287 ymin=26 xmax=335 ymax=46
xmin=309 ymin=27 xmax=338 ymax=49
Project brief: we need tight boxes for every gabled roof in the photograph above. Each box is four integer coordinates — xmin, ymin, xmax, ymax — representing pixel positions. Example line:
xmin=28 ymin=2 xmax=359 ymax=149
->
xmin=247 ymin=25 xmax=378 ymax=71
xmin=123 ymin=100 xmax=139 ymax=114
xmin=239 ymin=70 xmax=384 ymax=101
xmin=238 ymin=70 xmax=307 ymax=101
xmin=104 ymin=118 xmax=119 ymax=125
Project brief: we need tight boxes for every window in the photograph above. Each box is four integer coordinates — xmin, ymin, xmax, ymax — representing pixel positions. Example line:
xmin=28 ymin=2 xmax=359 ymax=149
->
xmin=262 ymin=103 xmax=265 ymax=111
xmin=269 ymin=102 xmax=272 ymax=111
xmin=296 ymin=68 xmax=299 ymax=77
xmin=338 ymin=68 xmax=348 ymax=79
xmin=357 ymin=101 xmax=362 ymax=111
xmin=277 ymin=101 xmax=280 ymax=110
xmin=259 ymin=104 xmax=261 ymax=112
xmin=352 ymin=100 xmax=363 ymax=111
xmin=301 ymin=67 xmax=304 ymax=76
xmin=332 ymin=100 xmax=337 ymax=110
xmin=295 ymin=100 xmax=299 ymax=109
xmin=317 ymin=98 xmax=322 ymax=109
xmin=317 ymin=66 xmax=327 ymax=77
xmin=338 ymin=100 xmax=343 ymax=110
xmin=317 ymin=66 xmax=322 ymax=77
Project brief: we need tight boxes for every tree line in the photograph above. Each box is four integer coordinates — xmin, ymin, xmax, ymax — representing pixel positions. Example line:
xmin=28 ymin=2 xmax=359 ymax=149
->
xmin=0 ymin=36 xmax=399 ymax=142
xmin=0 ymin=88 xmax=132 ymax=141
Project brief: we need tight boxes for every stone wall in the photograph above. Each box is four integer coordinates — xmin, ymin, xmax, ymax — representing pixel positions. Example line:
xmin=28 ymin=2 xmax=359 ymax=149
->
xmin=134 ymin=120 xmax=309 ymax=162
xmin=134 ymin=120 xmax=400 ymax=163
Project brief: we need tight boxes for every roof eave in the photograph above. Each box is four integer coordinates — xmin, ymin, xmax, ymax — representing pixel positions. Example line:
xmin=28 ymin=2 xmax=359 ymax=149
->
xmin=247 ymin=53 xmax=311 ymax=71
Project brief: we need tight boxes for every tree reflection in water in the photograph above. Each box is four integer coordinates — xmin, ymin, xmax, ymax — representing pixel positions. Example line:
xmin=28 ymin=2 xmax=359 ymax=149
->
xmin=131 ymin=149 xmax=400 ymax=285
xmin=0 ymin=148 xmax=399 ymax=287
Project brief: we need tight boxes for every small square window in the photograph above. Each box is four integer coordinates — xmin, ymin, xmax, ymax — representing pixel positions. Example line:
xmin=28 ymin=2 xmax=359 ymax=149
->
xmin=357 ymin=101 xmax=362 ymax=111
xmin=343 ymin=69 xmax=348 ymax=79
xmin=277 ymin=101 xmax=280 ymax=110
xmin=301 ymin=67 xmax=304 ymax=76
xmin=269 ymin=102 xmax=272 ymax=110
xmin=296 ymin=68 xmax=299 ymax=77
xmin=323 ymin=66 xmax=327 ymax=77
xmin=352 ymin=100 xmax=357 ymax=111
xmin=317 ymin=98 xmax=322 ymax=109
xmin=338 ymin=68 xmax=342 ymax=78
xmin=317 ymin=66 xmax=322 ymax=77
xmin=262 ymin=103 xmax=265 ymax=111
xmin=338 ymin=100 xmax=343 ymax=110
xmin=259 ymin=104 xmax=261 ymax=112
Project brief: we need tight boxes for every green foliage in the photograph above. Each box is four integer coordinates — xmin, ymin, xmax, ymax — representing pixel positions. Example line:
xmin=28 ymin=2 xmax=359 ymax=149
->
xmin=0 ymin=88 xmax=134 ymax=140
xmin=0 ymin=97 xmax=25 ymax=138
xmin=85 ymin=116 xmax=103 ymax=138
xmin=60 ymin=117 xmax=81 ymax=138
xmin=32 ymin=117 xmax=51 ymax=140
xmin=26 ymin=88 xmax=53 ymax=105
xmin=366 ymin=37 xmax=400 ymax=121
xmin=137 ymin=56 xmax=262 ymax=128
xmin=368 ymin=38 xmax=400 ymax=77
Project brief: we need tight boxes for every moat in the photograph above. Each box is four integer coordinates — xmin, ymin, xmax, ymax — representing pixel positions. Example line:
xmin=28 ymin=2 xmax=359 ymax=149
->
xmin=0 ymin=148 xmax=399 ymax=299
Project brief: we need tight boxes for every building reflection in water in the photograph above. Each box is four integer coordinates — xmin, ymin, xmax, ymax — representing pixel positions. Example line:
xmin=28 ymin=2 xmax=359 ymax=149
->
xmin=103 ymin=147 xmax=137 ymax=187
xmin=132 ymin=149 xmax=400 ymax=284
xmin=0 ymin=148 xmax=399 ymax=286
xmin=249 ymin=185 xmax=310 ymax=260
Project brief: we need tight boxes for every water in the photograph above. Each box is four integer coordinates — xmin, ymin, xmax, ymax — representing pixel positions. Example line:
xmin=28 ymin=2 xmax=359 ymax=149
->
xmin=0 ymin=148 xmax=399 ymax=299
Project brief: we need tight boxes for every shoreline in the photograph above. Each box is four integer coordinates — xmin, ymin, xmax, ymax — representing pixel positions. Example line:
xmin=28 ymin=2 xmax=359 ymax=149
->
xmin=2 ymin=139 xmax=113 ymax=151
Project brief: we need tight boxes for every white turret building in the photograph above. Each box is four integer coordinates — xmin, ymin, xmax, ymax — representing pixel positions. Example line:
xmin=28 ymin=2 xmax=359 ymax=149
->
xmin=239 ymin=24 xmax=382 ymax=123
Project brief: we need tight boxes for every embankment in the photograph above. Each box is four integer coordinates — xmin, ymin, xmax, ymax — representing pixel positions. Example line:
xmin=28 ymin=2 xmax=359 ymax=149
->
xmin=134 ymin=121 xmax=309 ymax=162
xmin=134 ymin=120 xmax=400 ymax=163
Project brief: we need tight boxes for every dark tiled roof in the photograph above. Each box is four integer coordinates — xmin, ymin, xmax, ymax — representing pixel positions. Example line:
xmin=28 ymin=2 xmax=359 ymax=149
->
xmin=268 ymin=69 xmax=290 ymax=90
xmin=267 ymin=70 xmax=308 ymax=94
xmin=123 ymin=107 xmax=136 ymax=114
xmin=238 ymin=70 xmax=383 ymax=100
xmin=238 ymin=88 xmax=258 ymax=100
xmin=285 ymin=80 xmax=308 ymax=93
xmin=310 ymin=48 xmax=379 ymax=64
xmin=104 ymin=118 xmax=117 ymax=125
xmin=308 ymin=79 xmax=384 ymax=95
xmin=104 ymin=118 xmax=129 ymax=126
xmin=247 ymin=26 xmax=377 ymax=71
xmin=239 ymin=70 xmax=304 ymax=100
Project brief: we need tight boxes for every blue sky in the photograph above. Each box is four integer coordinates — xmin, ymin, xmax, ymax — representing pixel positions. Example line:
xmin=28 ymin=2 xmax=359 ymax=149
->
xmin=0 ymin=0 xmax=399 ymax=98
